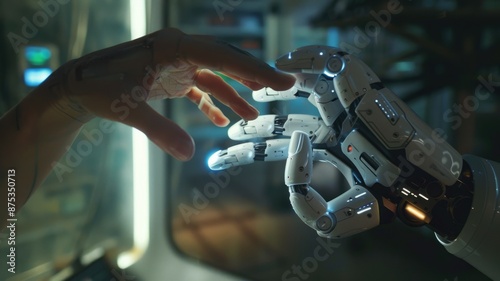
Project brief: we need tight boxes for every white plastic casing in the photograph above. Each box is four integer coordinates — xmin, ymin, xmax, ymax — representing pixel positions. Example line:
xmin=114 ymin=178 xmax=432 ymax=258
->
xmin=252 ymin=87 xmax=299 ymax=102
xmin=228 ymin=114 xmax=321 ymax=140
xmin=285 ymin=131 xmax=313 ymax=186
xmin=228 ymin=116 xmax=277 ymax=140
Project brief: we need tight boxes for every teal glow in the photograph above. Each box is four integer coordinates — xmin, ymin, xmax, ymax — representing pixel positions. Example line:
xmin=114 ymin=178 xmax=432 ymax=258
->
xmin=25 ymin=46 xmax=52 ymax=66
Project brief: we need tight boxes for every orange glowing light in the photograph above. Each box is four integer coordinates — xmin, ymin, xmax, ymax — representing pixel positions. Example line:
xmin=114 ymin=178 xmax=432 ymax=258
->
xmin=405 ymin=204 xmax=427 ymax=221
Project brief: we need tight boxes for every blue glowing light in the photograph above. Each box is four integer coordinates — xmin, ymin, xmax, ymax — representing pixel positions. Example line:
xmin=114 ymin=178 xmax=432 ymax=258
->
xmin=24 ymin=68 xmax=52 ymax=87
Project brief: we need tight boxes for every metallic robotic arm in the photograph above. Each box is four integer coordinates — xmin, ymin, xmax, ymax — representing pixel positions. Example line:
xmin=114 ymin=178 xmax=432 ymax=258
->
xmin=209 ymin=46 xmax=500 ymax=279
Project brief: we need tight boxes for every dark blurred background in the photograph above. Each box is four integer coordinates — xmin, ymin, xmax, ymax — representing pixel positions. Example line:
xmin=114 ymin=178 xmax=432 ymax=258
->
xmin=1 ymin=0 xmax=499 ymax=280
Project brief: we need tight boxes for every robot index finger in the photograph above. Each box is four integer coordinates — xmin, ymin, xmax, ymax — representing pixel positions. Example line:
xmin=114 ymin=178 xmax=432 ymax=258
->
xmin=228 ymin=114 xmax=322 ymax=141
xmin=207 ymin=139 xmax=290 ymax=171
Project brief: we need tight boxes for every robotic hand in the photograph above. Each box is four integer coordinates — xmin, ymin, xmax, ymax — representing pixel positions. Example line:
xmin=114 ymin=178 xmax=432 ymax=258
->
xmin=208 ymin=46 xmax=500 ymax=279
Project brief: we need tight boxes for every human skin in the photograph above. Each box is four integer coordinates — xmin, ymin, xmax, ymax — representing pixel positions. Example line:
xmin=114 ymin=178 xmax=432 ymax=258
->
xmin=0 ymin=28 xmax=296 ymax=228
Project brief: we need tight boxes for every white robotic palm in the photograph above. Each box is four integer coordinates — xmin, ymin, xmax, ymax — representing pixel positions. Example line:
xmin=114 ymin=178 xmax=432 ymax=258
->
xmin=208 ymin=46 xmax=500 ymax=279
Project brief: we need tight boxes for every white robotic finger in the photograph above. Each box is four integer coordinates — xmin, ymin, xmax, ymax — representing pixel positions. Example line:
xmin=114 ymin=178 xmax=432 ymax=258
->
xmin=208 ymin=143 xmax=255 ymax=170
xmin=208 ymin=139 xmax=290 ymax=170
xmin=228 ymin=114 xmax=323 ymax=141
xmin=285 ymin=131 xmax=333 ymax=232
xmin=285 ymin=131 xmax=380 ymax=238
xmin=255 ymin=138 xmax=290 ymax=161
xmin=252 ymin=86 xmax=308 ymax=102
xmin=275 ymin=46 xmax=350 ymax=127
xmin=276 ymin=45 xmax=341 ymax=75
xmin=285 ymin=131 xmax=313 ymax=186
xmin=228 ymin=115 xmax=277 ymax=140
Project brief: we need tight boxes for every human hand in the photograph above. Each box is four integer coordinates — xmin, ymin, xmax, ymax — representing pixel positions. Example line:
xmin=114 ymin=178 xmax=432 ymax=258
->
xmin=45 ymin=28 xmax=295 ymax=161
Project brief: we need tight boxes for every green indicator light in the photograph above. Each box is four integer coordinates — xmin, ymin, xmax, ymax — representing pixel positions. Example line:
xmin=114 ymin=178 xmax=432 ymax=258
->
xmin=25 ymin=47 xmax=52 ymax=66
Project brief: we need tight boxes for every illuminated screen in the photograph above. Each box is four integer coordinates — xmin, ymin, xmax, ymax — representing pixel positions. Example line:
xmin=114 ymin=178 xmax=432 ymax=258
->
xmin=25 ymin=46 xmax=52 ymax=65
xmin=24 ymin=68 xmax=52 ymax=87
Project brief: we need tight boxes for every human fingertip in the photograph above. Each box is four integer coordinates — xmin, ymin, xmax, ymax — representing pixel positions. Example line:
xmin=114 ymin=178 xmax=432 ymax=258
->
xmin=253 ymin=106 xmax=260 ymax=117
xmin=206 ymin=105 xmax=230 ymax=127
xmin=245 ymin=106 xmax=260 ymax=120
xmin=213 ymin=114 xmax=230 ymax=127
xmin=231 ymin=100 xmax=259 ymax=119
